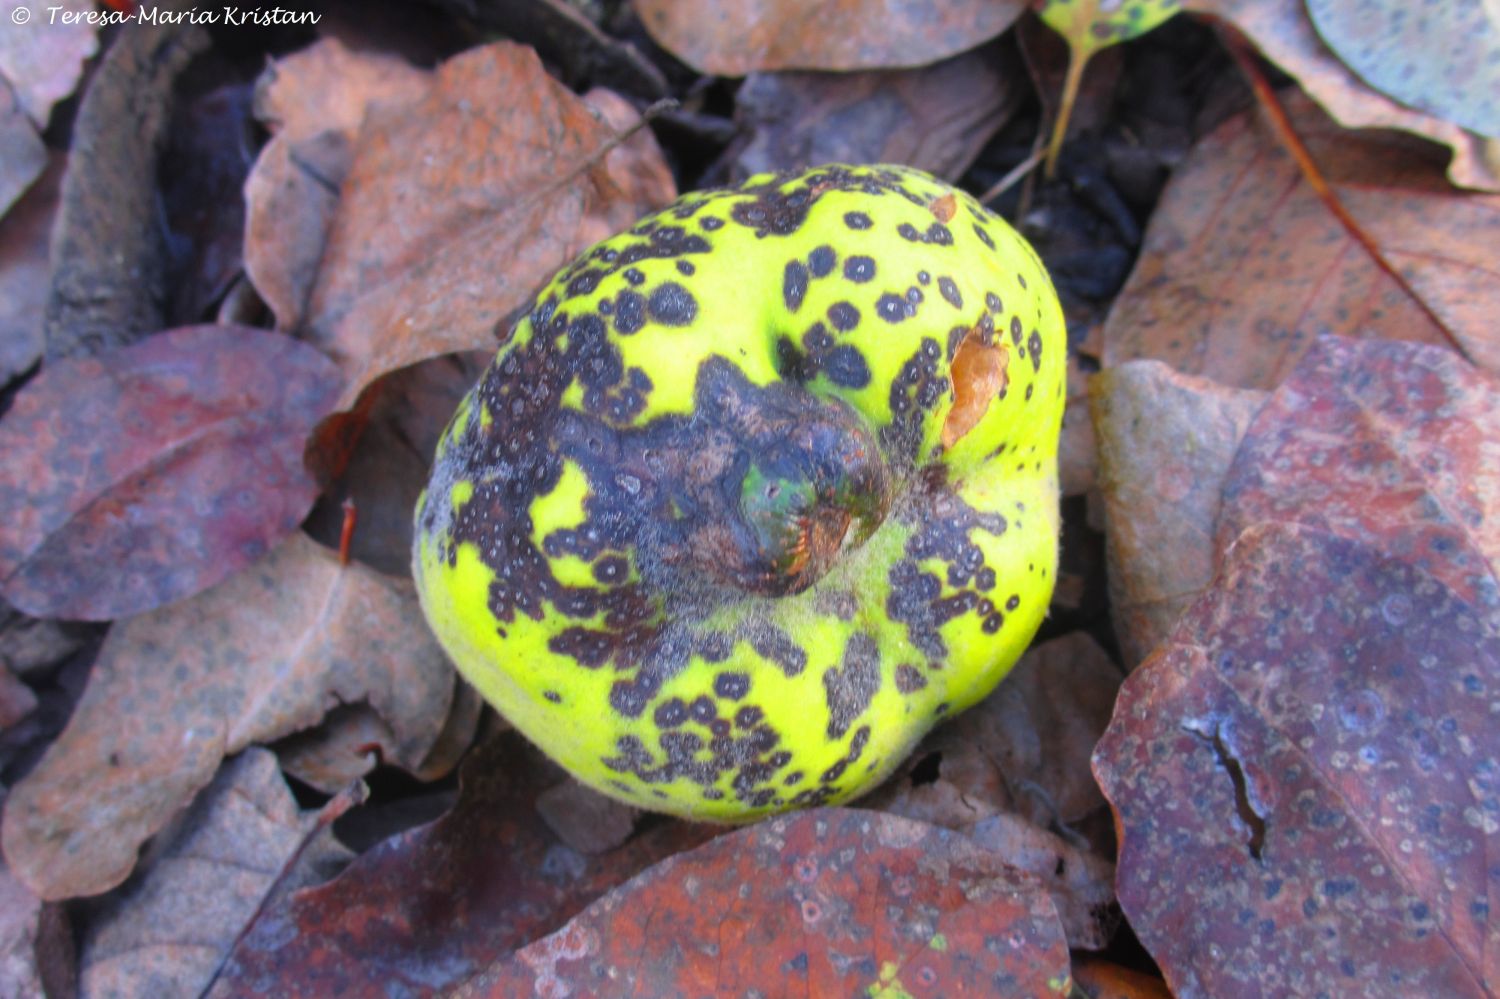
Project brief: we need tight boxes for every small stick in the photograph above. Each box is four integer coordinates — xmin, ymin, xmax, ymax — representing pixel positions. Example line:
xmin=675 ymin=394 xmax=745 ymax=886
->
xmin=338 ymin=497 xmax=357 ymax=566
xmin=980 ymin=147 xmax=1048 ymax=207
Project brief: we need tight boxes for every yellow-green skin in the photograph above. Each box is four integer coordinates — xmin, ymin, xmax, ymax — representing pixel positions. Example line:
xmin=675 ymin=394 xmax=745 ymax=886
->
xmin=414 ymin=164 xmax=1065 ymax=822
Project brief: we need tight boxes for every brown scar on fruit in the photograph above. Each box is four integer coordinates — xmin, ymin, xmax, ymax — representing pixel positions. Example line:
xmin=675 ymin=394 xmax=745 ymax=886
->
xmin=928 ymin=193 xmax=957 ymax=223
xmin=942 ymin=329 xmax=1009 ymax=449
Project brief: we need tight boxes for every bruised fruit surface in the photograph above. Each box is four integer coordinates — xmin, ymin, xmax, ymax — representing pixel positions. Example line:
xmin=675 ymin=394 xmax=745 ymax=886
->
xmin=413 ymin=164 xmax=1066 ymax=821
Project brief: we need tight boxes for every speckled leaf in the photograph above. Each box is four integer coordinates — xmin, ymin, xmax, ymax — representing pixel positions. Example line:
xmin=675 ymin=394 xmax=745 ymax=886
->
xmin=1037 ymin=0 xmax=1182 ymax=52
xmin=210 ymin=732 xmax=719 ymax=998
xmin=0 ymin=325 xmax=342 ymax=620
xmin=299 ymin=41 xmax=675 ymax=414
xmin=243 ymin=38 xmax=428 ymax=331
xmin=77 ymin=749 xmax=354 ymax=998
xmin=1184 ymin=0 xmax=1500 ymax=192
xmin=1307 ymin=0 xmax=1500 ymax=139
xmin=455 ymin=808 xmax=1074 ymax=997
xmin=1094 ymin=522 xmax=1499 ymax=997
xmin=1091 ymin=361 xmax=1267 ymax=667
xmin=1218 ymin=336 xmax=1500 ymax=607
xmin=1103 ymin=91 xmax=1500 ymax=387
xmin=0 ymin=532 xmax=455 ymax=901
xmin=632 ymin=0 xmax=1028 ymax=75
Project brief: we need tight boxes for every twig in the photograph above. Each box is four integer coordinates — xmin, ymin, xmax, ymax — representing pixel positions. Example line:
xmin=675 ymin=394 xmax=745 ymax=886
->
xmin=980 ymin=147 xmax=1047 ymax=207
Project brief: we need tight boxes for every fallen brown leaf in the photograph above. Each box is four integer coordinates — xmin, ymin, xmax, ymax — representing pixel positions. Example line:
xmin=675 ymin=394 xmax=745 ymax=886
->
xmin=1186 ymin=0 xmax=1500 ymax=192
xmin=243 ymin=38 xmax=429 ymax=332
xmin=633 ymin=0 xmax=1027 ymax=75
xmin=0 ymin=77 xmax=44 ymax=218
xmin=298 ymin=40 xmax=676 ymax=413
xmin=0 ymin=150 xmax=60 ymax=383
xmin=76 ymin=749 xmax=354 ymax=998
xmin=733 ymin=42 xmax=1020 ymax=182
xmin=0 ymin=0 xmax=97 ymax=127
xmin=455 ymin=808 xmax=1072 ymax=997
xmin=1104 ymin=90 xmax=1500 ymax=387
xmin=0 ymin=324 xmax=342 ymax=621
xmin=211 ymin=732 xmax=718 ymax=998
xmin=0 ymin=859 xmax=73 ymax=998
xmin=1091 ymin=361 xmax=1267 ymax=667
xmin=1 ymin=531 xmax=455 ymax=900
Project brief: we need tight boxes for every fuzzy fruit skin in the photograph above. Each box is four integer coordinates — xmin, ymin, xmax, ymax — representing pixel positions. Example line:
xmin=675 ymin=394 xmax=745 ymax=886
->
xmin=414 ymin=164 xmax=1065 ymax=822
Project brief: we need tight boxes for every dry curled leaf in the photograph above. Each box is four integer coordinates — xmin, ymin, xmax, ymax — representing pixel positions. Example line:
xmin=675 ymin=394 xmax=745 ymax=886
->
xmin=455 ymin=808 xmax=1074 ymax=997
xmin=0 ymin=324 xmax=341 ymax=620
xmin=632 ymin=0 xmax=1028 ymax=75
xmin=0 ymin=0 xmax=98 ymax=127
xmin=1 ymin=532 xmax=454 ymax=901
xmin=0 ymin=150 xmax=60 ymax=383
xmin=1103 ymin=90 xmax=1500 ymax=386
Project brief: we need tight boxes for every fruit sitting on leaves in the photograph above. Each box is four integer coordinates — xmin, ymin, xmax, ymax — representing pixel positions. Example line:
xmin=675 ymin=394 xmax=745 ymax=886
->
xmin=413 ymin=164 xmax=1066 ymax=822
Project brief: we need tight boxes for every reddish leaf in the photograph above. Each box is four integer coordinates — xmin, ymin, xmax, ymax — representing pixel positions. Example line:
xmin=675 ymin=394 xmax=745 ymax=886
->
xmin=210 ymin=732 xmax=719 ymax=998
xmin=1103 ymin=91 xmax=1500 ymax=388
xmin=455 ymin=808 xmax=1073 ymax=997
xmin=297 ymin=41 xmax=675 ymax=413
xmin=1 ymin=532 xmax=455 ymax=900
xmin=1218 ymin=336 xmax=1499 ymax=606
xmin=0 ymin=860 xmax=73 ymax=998
xmin=1095 ymin=523 xmax=1499 ymax=996
xmin=632 ymin=0 xmax=1027 ymax=75
xmin=1094 ymin=337 xmax=1500 ymax=996
xmin=1186 ymin=0 xmax=1500 ymax=192
xmin=0 ymin=325 xmax=341 ymax=620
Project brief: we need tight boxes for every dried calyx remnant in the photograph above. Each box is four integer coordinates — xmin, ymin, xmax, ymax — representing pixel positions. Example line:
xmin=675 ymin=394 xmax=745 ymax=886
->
xmin=414 ymin=164 xmax=1066 ymax=822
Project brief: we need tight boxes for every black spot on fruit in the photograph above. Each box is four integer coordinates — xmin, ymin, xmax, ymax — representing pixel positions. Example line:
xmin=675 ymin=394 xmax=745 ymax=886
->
xmin=648 ymin=282 xmax=698 ymax=326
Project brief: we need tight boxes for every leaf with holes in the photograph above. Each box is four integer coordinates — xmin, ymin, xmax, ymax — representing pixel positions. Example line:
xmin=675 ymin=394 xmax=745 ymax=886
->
xmin=1034 ymin=0 xmax=1181 ymax=174
xmin=0 ymin=325 xmax=341 ymax=620
xmin=1093 ymin=336 xmax=1500 ymax=997
xmin=453 ymin=808 xmax=1074 ymax=997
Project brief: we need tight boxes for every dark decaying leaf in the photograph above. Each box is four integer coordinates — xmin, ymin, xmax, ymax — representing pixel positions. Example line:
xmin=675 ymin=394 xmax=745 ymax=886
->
xmin=210 ymin=732 xmax=718 ymax=998
xmin=1 ymin=531 xmax=455 ymax=901
xmin=76 ymin=749 xmax=354 ymax=998
xmin=0 ymin=324 xmax=341 ymax=620
xmin=632 ymin=0 xmax=1028 ymax=76
xmin=454 ymin=808 xmax=1074 ymax=997
xmin=0 ymin=859 xmax=74 ymax=999
xmin=1103 ymin=90 xmax=1500 ymax=387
